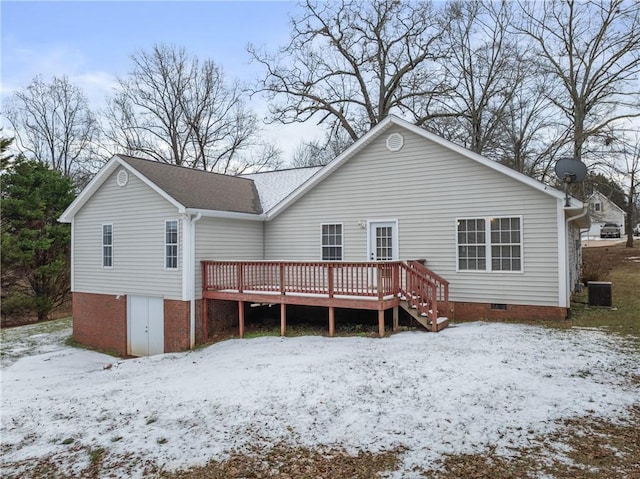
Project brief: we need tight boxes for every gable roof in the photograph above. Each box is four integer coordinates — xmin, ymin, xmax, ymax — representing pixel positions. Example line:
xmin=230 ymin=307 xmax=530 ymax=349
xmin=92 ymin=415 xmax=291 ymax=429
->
xmin=118 ymin=156 xmax=262 ymax=214
xmin=242 ymin=166 xmax=322 ymax=212
xmin=586 ymin=191 xmax=626 ymax=215
xmin=266 ymin=115 xmax=581 ymax=218
xmin=60 ymin=155 xmax=262 ymax=222
xmin=61 ymin=116 xmax=586 ymax=225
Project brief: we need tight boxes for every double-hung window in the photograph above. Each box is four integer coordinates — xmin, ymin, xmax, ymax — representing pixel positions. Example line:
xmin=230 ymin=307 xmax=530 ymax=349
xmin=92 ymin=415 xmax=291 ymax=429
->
xmin=102 ymin=224 xmax=113 ymax=268
xmin=490 ymin=217 xmax=521 ymax=271
xmin=457 ymin=217 xmax=522 ymax=272
xmin=457 ymin=219 xmax=486 ymax=270
xmin=165 ymin=220 xmax=178 ymax=269
xmin=321 ymin=224 xmax=343 ymax=260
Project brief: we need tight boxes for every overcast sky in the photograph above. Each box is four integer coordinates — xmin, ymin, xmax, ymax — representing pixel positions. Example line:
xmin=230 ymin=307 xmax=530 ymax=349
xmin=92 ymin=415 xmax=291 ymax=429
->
xmin=0 ymin=1 xmax=322 ymax=163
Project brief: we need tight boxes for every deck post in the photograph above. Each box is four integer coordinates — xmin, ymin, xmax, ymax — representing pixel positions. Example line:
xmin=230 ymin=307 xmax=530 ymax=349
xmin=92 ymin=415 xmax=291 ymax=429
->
xmin=280 ymin=303 xmax=286 ymax=336
xmin=238 ymin=301 xmax=245 ymax=338
xmin=392 ymin=306 xmax=399 ymax=332
xmin=329 ymin=306 xmax=335 ymax=337
xmin=378 ymin=309 xmax=385 ymax=337
xmin=203 ymin=298 xmax=209 ymax=341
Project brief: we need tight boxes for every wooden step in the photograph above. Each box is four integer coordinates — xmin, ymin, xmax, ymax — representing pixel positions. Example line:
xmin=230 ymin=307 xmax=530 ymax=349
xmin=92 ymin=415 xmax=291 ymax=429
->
xmin=399 ymin=301 xmax=449 ymax=332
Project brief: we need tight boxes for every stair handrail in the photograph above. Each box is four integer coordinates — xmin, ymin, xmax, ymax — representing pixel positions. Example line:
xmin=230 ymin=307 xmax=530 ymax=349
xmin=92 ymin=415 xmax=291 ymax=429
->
xmin=399 ymin=261 xmax=449 ymax=331
xmin=406 ymin=260 xmax=449 ymax=317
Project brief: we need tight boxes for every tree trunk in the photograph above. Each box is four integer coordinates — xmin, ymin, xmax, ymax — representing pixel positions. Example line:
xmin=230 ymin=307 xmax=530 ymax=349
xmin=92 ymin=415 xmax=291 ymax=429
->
xmin=626 ymin=183 xmax=635 ymax=248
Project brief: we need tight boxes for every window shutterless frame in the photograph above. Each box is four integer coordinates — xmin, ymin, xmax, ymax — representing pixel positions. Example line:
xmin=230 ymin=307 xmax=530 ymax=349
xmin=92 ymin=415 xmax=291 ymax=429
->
xmin=165 ymin=220 xmax=178 ymax=270
xmin=320 ymin=223 xmax=344 ymax=261
xmin=102 ymin=223 xmax=113 ymax=269
xmin=455 ymin=216 xmax=523 ymax=273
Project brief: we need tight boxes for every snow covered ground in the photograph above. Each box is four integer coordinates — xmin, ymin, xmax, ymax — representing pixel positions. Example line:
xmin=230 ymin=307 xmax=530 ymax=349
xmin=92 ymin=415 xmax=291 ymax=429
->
xmin=1 ymin=321 xmax=639 ymax=478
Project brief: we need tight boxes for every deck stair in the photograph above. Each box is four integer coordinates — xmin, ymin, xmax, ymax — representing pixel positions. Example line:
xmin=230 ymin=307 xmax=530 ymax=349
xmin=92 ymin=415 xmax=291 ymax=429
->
xmin=202 ymin=259 xmax=450 ymax=338
xmin=399 ymin=260 xmax=449 ymax=332
xmin=399 ymin=301 xmax=449 ymax=332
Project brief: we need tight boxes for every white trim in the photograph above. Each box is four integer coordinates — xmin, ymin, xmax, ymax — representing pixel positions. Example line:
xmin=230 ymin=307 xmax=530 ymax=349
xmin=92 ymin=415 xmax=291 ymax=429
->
xmin=367 ymin=219 xmax=399 ymax=261
xmin=101 ymin=223 xmax=113 ymax=269
xmin=59 ymin=156 xmax=185 ymax=223
xmin=181 ymin=216 xmax=191 ymax=301
xmin=266 ymin=115 xmax=571 ymax=219
xmin=189 ymin=212 xmax=202 ymax=348
xmin=121 ymin=160 xmax=185 ymax=213
xmin=164 ymin=219 xmax=179 ymax=271
xmin=320 ymin=222 xmax=344 ymax=261
xmin=184 ymin=208 xmax=264 ymax=221
xmin=70 ymin=219 xmax=75 ymax=291
xmin=557 ymin=199 xmax=568 ymax=308
xmin=455 ymin=216 xmax=524 ymax=273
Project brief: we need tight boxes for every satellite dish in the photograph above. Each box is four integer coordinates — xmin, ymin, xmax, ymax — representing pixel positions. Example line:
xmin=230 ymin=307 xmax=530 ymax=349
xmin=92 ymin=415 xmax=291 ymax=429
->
xmin=554 ymin=157 xmax=588 ymax=207
xmin=554 ymin=157 xmax=588 ymax=183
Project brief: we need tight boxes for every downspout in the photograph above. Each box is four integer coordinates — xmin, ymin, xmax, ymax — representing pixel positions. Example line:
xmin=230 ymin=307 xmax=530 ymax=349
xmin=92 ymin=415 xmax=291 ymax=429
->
xmin=189 ymin=212 xmax=202 ymax=349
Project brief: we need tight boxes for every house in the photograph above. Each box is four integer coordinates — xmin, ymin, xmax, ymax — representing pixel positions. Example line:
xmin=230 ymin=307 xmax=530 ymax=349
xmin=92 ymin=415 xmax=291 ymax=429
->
xmin=586 ymin=190 xmax=626 ymax=238
xmin=59 ymin=115 xmax=589 ymax=356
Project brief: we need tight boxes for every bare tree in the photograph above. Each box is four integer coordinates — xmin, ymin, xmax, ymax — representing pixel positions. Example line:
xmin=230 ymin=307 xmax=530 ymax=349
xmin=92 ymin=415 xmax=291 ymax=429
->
xmin=426 ymin=1 xmax=527 ymax=157
xmin=249 ymin=0 xmax=453 ymax=142
xmin=497 ymin=69 xmax=568 ymax=181
xmin=515 ymin=0 xmax=640 ymax=163
xmin=292 ymin=128 xmax=353 ymax=167
xmin=104 ymin=44 xmax=280 ymax=173
xmin=598 ymin=127 xmax=640 ymax=247
xmin=3 ymin=75 xmax=100 ymax=181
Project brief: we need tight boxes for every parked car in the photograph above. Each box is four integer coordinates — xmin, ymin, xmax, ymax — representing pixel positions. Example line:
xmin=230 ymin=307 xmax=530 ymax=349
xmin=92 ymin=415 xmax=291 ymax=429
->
xmin=634 ymin=224 xmax=640 ymax=237
xmin=600 ymin=223 xmax=621 ymax=238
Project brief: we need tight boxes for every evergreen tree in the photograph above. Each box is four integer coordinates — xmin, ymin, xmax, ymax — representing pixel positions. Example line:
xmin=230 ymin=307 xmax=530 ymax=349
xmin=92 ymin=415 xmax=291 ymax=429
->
xmin=1 ymin=131 xmax=14 ymax=170
xmin=1 ymin=158 xmax=75 ymax=321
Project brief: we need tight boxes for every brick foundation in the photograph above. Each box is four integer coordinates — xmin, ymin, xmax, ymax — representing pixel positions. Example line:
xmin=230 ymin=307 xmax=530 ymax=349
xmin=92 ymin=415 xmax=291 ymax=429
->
xmin=205 ymin=299 xmax=239 ymax=339
xmin=73 ymin=293 xmax=204 ymax=356
xmin=452 ymin=301 xmax=568 ymax=322
xmin=72 ymin=292 xmax=127 ymax=355
xmin=163 ymin=299 xmax=191 ymax=352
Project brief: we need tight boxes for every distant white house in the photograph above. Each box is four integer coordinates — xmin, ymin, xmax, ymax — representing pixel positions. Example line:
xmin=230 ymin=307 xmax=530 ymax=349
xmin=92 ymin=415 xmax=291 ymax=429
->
xmin=59 ymin=115 xmax=590 ymax=356
xmin=586 ymin=191 xmax=626 ymax=237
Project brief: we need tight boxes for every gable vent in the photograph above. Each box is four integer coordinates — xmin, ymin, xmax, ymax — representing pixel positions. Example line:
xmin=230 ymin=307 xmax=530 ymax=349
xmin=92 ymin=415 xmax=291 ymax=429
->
xmin=386 ymin=132 xmax=404 ymax=152
xmin=116 ymin=169 xmax=129 ymax=187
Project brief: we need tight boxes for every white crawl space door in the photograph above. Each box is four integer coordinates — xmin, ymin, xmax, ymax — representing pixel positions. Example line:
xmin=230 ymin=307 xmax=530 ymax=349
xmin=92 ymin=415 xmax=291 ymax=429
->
xmin=128 ymin=295 xmax=164 ymax=356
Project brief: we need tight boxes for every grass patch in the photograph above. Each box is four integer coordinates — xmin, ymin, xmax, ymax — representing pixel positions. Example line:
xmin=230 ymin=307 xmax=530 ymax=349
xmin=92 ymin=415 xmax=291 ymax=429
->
xmin=419 ymin=405 xmax=640 ymax=479
xmin=161 ymin=442 xmax=404 ymax=479
xmin=568 ymin=243 xmax=640 ymax=340
xmin=63 ymin=336 xmax=121 ymax=358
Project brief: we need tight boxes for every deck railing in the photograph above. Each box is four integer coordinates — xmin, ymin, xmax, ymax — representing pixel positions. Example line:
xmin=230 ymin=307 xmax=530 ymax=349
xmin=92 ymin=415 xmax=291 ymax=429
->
xmin=202 ymin=260 xmax=449 ymax=325
xmin=406 ymin=260 xmax=449 ymax=317
xmin=202 ymin=261 xmax=399 ymax=299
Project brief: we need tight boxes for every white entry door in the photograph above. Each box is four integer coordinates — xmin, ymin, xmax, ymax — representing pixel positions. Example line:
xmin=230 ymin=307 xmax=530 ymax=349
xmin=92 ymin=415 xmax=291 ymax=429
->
xmin=128 ymin=295 xmax=164 ymax=356
xmin=368 ymin=221 xmax=399 ymax=261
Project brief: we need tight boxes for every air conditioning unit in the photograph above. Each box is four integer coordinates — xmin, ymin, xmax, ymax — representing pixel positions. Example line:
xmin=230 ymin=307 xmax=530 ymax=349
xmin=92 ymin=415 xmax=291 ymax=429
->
xmin=587 ymin=281 xmax=612 ymax=307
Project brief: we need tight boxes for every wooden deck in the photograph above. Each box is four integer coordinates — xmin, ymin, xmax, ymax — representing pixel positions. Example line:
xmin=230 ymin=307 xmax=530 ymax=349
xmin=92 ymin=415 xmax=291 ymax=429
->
xmin=202 ymin=260 xmax=449 ymax=338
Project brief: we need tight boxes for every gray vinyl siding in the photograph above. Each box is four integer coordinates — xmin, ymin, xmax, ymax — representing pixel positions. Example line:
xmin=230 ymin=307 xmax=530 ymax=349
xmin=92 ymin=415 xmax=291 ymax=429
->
xmin=568 ymin=223 xmax=582 ymax=294
xmin=265 ymin=128 xmax=562 ymax=307
xmin=73 ymin=169 xmax=183 ymax=299
xmin=194 ymin=217 xmax=263 ymax=297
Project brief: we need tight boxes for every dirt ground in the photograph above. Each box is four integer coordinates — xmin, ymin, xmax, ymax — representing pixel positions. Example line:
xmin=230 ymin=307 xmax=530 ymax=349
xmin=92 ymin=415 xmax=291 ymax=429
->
xmin=582 ymin=238 xmax=628 ymax=248
xmin=1 ymin=301 xmax=72 ymax=329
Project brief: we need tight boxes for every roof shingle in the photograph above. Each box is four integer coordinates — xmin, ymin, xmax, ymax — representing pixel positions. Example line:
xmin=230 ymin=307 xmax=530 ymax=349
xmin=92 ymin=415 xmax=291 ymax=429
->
xmin=118 ymin=155 xmax=263 ymax=214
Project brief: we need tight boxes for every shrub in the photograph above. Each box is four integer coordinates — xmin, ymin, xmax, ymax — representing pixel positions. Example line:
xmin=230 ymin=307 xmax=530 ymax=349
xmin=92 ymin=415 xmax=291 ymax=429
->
xmin=581 ymin=254 xmax=611 ymax=283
